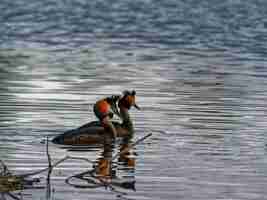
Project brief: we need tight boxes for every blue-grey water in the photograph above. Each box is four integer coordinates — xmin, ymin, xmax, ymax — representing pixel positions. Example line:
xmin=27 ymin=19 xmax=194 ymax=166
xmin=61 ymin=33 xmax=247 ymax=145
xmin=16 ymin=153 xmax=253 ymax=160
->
xmin=1 ymin=0 xmax=267 ymax=199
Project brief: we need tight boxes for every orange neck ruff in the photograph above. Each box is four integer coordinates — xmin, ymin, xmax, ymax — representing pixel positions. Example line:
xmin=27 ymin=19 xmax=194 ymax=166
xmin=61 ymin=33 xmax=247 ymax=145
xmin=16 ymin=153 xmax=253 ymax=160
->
xmin=96 ymin=99 xmax=110 ymax=114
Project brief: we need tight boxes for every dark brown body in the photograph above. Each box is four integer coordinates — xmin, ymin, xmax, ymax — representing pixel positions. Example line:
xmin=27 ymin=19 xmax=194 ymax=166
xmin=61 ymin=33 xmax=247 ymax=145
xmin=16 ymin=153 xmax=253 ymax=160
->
xmin=52 ymin=121 xmax=132 ymax=145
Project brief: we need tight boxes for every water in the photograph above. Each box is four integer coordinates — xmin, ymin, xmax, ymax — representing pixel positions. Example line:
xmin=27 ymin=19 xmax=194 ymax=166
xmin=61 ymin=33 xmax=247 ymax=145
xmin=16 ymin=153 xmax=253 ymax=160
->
xmin=1 ymin=0 xmax=267 ymax=199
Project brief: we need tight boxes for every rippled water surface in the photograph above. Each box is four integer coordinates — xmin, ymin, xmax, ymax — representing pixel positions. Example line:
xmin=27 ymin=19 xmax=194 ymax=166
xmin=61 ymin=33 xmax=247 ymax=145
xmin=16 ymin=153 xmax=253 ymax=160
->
xmin=1 ymin=0 xmax=267 ymax=199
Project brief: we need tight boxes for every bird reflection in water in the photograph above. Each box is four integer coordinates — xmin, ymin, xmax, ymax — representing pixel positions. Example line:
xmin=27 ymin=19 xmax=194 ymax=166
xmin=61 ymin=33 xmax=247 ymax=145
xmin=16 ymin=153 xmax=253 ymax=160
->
xmin=65 ymin=136 xmax=136 ymax=193
xmin=94 ymin=137 xmax=136 ymax=191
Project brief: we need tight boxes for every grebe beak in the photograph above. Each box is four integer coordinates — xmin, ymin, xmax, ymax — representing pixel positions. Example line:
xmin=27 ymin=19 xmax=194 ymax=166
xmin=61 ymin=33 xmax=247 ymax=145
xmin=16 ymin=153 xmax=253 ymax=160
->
xmin=134 ymin=104 xmax=140 ymax=110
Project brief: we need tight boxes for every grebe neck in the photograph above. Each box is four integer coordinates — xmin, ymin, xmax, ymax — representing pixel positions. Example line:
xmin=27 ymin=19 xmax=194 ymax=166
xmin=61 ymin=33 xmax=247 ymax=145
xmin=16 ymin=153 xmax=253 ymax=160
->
xmin=119 ymin=107 xmax=134 ymax=133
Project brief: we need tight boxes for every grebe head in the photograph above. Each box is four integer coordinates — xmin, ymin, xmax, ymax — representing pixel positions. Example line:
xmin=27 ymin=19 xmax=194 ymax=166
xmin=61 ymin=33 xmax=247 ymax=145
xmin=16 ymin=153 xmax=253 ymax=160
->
xmin=118 ymin=90 xmax=139 ymax=132
xmin=118 ymin=90 xmax=140 ymax=110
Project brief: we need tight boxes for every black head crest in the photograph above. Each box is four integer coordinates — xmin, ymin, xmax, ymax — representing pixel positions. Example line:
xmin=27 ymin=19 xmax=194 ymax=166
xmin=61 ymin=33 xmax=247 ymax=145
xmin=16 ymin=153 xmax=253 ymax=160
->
xmin=123 ymin=90 xmax=131 ymax=96
xmin=123 ymin=90 xmax=136 ymax=97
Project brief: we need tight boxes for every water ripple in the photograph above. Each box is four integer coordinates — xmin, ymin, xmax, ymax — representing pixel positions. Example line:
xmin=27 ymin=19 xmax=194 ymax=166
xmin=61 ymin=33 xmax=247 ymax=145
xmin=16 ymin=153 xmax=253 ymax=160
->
xmin=1 ymin=0 xmax=267 ymax=200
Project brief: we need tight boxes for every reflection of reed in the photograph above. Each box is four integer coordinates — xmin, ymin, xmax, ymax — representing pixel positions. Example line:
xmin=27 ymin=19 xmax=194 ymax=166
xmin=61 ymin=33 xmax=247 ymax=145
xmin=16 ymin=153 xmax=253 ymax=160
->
xmin=0 ymin=133 xmax=151 ymax=199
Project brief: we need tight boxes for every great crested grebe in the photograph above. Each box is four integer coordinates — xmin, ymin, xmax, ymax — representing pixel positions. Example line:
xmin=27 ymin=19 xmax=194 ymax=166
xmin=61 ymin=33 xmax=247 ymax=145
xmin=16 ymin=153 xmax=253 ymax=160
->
xmin=52 ymin=90 xmax=140 ymax=145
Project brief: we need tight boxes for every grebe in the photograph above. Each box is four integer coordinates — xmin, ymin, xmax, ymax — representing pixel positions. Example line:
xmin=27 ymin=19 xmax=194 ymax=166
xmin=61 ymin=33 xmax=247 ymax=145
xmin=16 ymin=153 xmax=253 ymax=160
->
xmin=52 ymin=90 xmax=140 ymax=145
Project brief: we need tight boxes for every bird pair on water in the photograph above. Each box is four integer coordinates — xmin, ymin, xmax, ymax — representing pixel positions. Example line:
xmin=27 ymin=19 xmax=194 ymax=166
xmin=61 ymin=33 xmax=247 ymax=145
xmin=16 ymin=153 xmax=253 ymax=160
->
xmin=52 ymin=90 xmax=140 ymax=145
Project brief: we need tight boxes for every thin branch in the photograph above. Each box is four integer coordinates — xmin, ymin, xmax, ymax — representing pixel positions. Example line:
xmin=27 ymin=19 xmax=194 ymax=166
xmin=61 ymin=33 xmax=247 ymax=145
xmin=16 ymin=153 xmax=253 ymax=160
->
xmin=6 ymin=192 xmax=21 ymax=200
xmin=46 ymin=137 xmax=52 ymax=169
xmin=112 ymin=133 xmax=152 ymax=161
xmin=46 ymin=136 xmax=52 ymax=200
xmin=20 ymin=156 xmax=69 ymax=178
xmin=20 ymin=155 xmax=94 ymax=178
